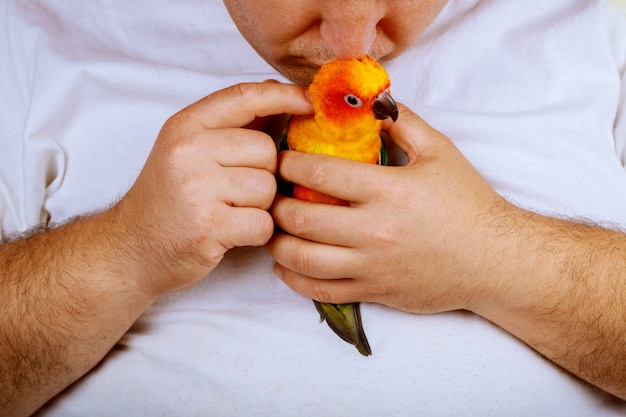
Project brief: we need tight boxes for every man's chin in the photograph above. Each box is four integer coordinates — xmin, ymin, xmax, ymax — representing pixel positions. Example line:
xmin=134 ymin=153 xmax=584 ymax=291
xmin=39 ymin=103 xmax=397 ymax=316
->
xmin=270 ymin=60 xmax=321 ymax=86
xmin=278 ymin=67 xmax=317 ymax=86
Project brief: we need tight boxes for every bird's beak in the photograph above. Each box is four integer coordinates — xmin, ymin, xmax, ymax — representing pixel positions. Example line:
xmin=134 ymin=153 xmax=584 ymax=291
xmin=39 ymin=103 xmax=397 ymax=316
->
xmin=373 ymin=90 xmax=399 ymax=122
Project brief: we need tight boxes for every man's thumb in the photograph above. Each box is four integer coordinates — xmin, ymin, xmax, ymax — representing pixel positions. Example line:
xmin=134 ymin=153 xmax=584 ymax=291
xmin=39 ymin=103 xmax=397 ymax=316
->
xmin=384 ymin=103 xmax=448 ymax=165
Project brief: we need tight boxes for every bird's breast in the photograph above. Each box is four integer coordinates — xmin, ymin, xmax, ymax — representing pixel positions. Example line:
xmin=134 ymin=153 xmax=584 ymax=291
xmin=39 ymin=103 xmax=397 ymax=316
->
xmin=287 ymin=116 xmax=381 ymax=164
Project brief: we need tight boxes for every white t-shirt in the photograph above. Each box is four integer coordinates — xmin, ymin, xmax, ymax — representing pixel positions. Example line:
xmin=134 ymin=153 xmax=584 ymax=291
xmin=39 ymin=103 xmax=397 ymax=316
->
xmin=1 ymin=0 xmax=625 ymax=415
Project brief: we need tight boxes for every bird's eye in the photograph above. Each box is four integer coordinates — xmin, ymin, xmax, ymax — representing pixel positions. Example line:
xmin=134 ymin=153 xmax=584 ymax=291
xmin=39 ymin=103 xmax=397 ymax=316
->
xmin=344 ymin=94 xmax=363 ymax=108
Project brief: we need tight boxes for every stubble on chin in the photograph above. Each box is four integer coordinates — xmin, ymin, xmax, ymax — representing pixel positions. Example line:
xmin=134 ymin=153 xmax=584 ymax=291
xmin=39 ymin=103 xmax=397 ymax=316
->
xmin=272 ymin=64 xmax=318 ymax=86
xmin=274 ymin=44 xmax=395 ymax=85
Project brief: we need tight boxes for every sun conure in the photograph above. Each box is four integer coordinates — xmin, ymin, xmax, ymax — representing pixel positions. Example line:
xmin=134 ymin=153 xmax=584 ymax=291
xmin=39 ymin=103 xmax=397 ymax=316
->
xmin=280 ymin=55 xmax=399 ymax=356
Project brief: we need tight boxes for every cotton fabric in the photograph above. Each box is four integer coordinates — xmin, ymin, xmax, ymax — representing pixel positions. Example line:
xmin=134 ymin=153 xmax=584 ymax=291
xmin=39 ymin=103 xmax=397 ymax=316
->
xmin=1 ymin=0 xmax=625 ymax=415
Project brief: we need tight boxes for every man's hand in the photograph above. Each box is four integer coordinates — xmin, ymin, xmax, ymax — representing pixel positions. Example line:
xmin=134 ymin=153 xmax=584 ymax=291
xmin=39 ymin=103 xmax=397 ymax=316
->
xmin=267 ymin=104 xmax=504 ymax=313
xmin=114 ymin=82 xmax=312 ymax=297
xmin=267 ymin=104 xmax=626 ymax=399
xmin=0 ymin=81 xmax=312 ymax=416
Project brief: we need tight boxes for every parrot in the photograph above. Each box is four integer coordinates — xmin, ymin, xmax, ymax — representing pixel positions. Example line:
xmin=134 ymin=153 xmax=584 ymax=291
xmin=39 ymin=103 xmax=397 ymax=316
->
xmin=279 ymin=55 xmax=399 ymax=356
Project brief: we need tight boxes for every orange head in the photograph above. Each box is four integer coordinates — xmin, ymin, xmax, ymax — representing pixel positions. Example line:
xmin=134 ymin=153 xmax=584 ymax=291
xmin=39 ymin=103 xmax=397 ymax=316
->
xmin=308 ymin=56 xmax=398 ymax=126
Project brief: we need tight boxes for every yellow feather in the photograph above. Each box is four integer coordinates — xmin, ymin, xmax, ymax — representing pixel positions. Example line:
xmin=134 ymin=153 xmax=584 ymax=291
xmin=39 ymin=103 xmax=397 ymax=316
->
xmin=287 ymin=114 xmax=381 ymax=164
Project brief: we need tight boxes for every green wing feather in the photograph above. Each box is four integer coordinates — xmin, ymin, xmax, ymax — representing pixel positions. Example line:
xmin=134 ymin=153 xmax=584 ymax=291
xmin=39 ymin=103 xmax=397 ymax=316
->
xmin=379 ymin=135 xmax=388 ymax=166
xmin=279 ymin=118 xmax=290 ymax=152
xmin=314 ymin=301 xmax=371 ymax=356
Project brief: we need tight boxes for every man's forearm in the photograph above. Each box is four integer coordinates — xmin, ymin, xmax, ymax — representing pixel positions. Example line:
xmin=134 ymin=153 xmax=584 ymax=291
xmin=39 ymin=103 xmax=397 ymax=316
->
xmin=0 ymin=208 xmax=156 ymax=416
xmin=473 ymin=205 xmax=626 ymax=399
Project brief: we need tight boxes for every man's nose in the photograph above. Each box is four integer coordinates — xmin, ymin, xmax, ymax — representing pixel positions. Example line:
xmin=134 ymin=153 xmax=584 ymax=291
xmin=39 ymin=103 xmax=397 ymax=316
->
xmin=319 ymin=2 xmax=385 ymax=59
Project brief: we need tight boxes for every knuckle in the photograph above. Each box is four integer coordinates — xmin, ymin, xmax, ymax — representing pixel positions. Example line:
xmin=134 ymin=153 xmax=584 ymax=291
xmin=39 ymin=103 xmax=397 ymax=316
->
xmin=247 ymin=211 xmax=275 ymax=246
xmin=254 ymin=131 xmax=276 ymax=154
xmin=259 ymin=169 xmax=278 ymax=192
xmin=308 ymin=158 xmax=332 ymax=189
xmin=292 ymin=245 xmax=316 ymax=275
xmin=259 ymin=175 xmax=278 ymax=209
xmin=373 ymin=175 xmax=402 ymax=200
xmin=234 ymin=82 xmax=261 ymax=106
xmin=163 ymin=110 xmax=189 ymax=130
xmin=286 ymin=204 xmax=309 ymax=236
xmin=167 ymin=138 xmax=194 ymax=166
xmin=259 ymin=136 xmax=278 ymax=168
xmin=310 ymin=282 xmax=336 ymax=304
xmin=233 ymin=82 xmax=250 ymax=101
xmin=258 ymin=212 xmax=276 ymax=244
xmin=363 ymin=222 xmax=401 ymax=247
xmin=240 ymin=170 xmax=277 ymax=210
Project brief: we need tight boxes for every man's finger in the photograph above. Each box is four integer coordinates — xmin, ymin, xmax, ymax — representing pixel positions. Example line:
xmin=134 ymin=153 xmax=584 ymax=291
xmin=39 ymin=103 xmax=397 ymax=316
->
xmin=266 ymin=232 xmax=361 ymax=279
xmin=209 ymin=128 xmax=278 ymax=172
xmin=221 ymin=207 xmax=276 ymax=249
xmin=271 ymin=194 xmax=359 ymax=247
xmin=189 ymin=82 xmax=313 ymax=129
xmin=272 ymin=263 xmax=363 ymax=305
xmin=384 ymin=103 xmax=449 ymax=163
xmin=277 ymin=151 xmax=384 ymax=204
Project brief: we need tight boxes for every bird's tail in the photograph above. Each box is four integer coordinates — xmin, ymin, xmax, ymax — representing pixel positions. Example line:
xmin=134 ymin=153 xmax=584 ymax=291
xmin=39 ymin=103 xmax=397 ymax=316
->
xmin=314 ymin=300 xmax=372 ymax=356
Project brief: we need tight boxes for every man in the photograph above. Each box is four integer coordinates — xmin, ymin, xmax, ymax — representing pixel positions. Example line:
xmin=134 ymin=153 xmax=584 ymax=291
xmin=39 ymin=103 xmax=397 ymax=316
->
xmin=1 ymin=0 xmax=625 ymax=415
